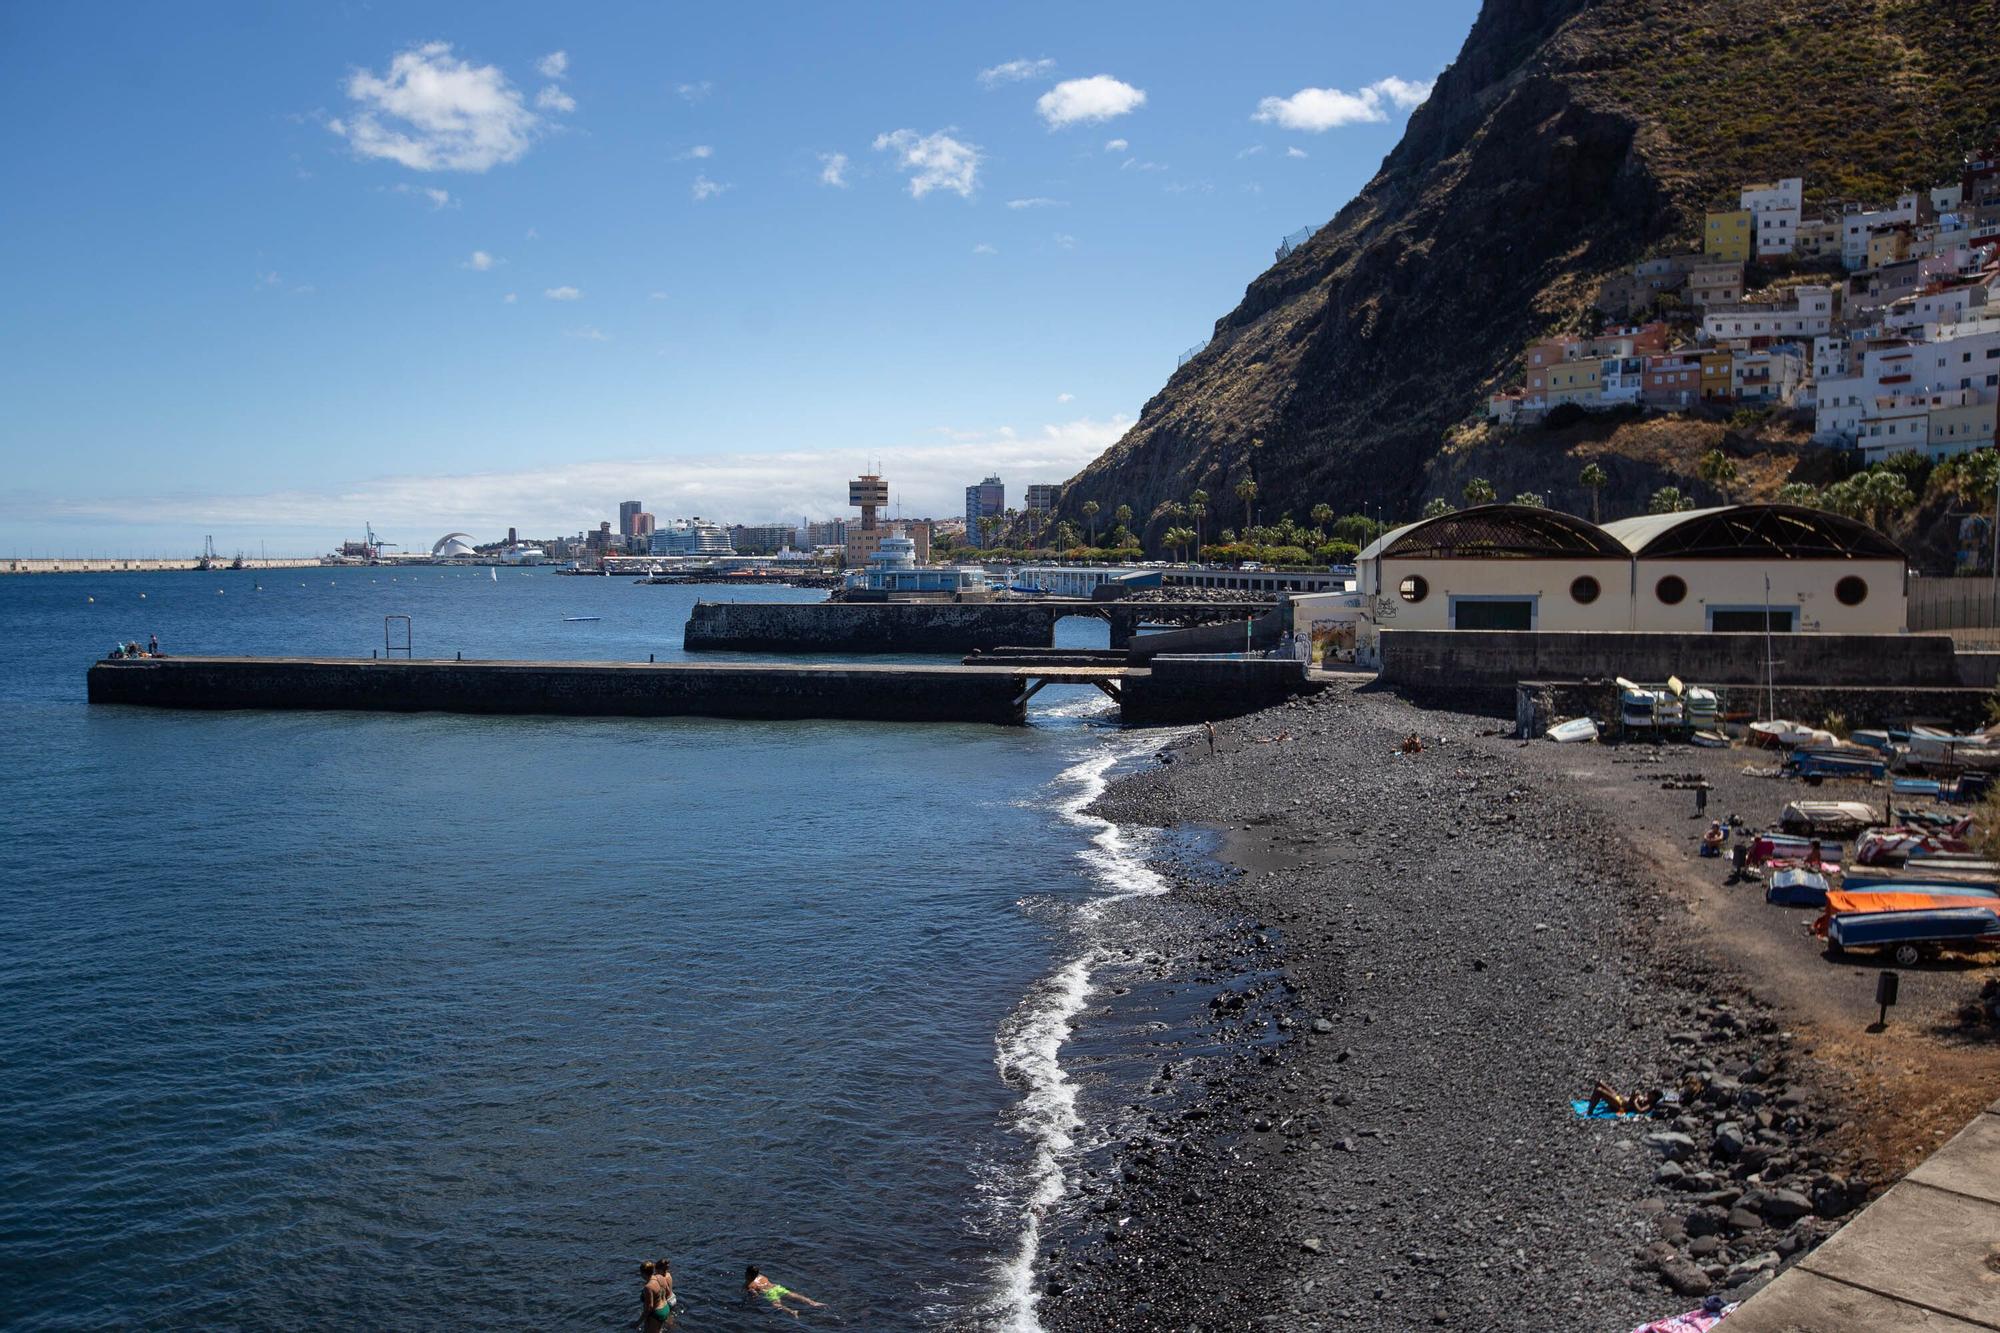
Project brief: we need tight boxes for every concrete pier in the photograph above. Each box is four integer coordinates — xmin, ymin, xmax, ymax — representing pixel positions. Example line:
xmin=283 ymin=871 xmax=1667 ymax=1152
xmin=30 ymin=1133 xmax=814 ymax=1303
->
xmin=87 ymin=653 xmax=1317 ymax=726
xmin=683 ymin=598 xmax=1271 ymax=654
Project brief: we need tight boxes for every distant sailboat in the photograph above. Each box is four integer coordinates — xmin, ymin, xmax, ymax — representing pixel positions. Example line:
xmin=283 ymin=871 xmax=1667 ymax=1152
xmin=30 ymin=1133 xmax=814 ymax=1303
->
xmin=490 ymin=567 xmax=498 ymax=582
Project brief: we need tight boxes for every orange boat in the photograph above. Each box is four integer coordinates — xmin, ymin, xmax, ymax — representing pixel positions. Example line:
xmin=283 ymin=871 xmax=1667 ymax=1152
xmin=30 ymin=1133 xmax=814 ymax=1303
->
xmin=1811 ymin=888 xmax=2000 ymax=937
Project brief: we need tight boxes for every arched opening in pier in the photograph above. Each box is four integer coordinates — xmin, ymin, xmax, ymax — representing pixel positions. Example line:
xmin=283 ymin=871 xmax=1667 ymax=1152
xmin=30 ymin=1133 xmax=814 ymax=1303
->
xmin=1052 ymin=613 xmax=1112 ymax=651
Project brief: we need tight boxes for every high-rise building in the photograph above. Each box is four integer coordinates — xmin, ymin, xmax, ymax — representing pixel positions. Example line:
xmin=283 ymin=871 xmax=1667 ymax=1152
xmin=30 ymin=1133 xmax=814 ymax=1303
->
xmin=1024 ymin=484 xmax=1061 ymax=512
xmin=730 ymin=523 xmax=798 ymax=555
xmin=805 ymin=519 xmax=848 ymax=548
xmin=651 ymin=519 xmax=734 ymax=555
xmin=618 ymin=500 xmax=643 ymax=537
xmin=965 ymin=475 xmax=1005 ymax=542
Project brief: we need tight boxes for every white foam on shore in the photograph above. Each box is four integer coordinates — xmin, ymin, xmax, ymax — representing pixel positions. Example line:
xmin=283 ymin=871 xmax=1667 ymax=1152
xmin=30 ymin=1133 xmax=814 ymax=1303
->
xmin=987 ymin=735 xmax=1181 ymax=1331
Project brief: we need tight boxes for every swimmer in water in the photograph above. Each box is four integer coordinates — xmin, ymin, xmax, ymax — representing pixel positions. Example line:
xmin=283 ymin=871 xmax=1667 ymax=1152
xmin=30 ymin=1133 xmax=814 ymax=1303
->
xmin=745 ymin=1266 xmax=824 ymax=1319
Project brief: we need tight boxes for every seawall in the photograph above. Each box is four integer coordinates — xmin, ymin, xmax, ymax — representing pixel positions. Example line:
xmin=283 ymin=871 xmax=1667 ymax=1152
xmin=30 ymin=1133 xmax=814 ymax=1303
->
xmin=88 ymin=656 xmax=1033 ymax=725
xmin=683 ymin=599 xmax=1274 ymax=654
xmin=4 ymin=557 xmax=324 ymax=575
xmin=1381 ymin=630 xmax=1966 ymax=691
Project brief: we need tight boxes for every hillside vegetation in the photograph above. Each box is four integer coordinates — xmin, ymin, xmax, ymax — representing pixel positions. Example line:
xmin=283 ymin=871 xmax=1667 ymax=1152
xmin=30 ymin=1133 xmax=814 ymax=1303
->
xmin=1055 ymin=0 xmax=1999 ymax=549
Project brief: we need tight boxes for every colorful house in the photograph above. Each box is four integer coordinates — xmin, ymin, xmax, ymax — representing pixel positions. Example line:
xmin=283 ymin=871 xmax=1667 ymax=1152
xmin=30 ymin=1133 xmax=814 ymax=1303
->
xmin=1705 ymin=209 xmax=1754 ymax=263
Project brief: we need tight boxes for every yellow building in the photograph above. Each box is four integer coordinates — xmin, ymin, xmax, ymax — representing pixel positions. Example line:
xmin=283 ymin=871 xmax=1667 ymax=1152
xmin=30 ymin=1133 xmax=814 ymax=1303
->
xmin=1699 ymin=351 xmax=1734 ymax=399
xmin=1704 ymin=209 xmax=1753 ymax=263
xmin=1546 ymin=356 xmax=1602 ymax=407
xmin=1866 ymin=224 xmax=1912 ymax=270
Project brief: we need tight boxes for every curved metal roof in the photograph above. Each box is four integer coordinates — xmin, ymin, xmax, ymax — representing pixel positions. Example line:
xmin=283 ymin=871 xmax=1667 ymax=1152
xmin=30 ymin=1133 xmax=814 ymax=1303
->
xmin=1602 ymin=504 xmax=1904 ymax=559
xmin=1368 ymin=503 xmax=1631 ymax=561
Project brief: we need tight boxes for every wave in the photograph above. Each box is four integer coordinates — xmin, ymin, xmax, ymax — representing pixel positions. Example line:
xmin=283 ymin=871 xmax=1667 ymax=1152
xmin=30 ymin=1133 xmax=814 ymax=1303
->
xmin=984 ymin=733 xmax=1181 ymax=1330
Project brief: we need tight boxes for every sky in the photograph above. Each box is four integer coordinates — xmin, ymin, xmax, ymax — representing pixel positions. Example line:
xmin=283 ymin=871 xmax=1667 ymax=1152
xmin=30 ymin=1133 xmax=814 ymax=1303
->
xmin=0 ymin=0 xmax=1479 ymax=556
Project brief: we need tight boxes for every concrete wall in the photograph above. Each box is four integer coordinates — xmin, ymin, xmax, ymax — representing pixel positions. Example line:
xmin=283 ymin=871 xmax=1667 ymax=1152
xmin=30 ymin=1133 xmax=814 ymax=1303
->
xmin=1379 ymin=629 xmax=1964 ymax=690
xmin=685 ymin=600 xmax=1058 ymax=654
xmin=87 ymin=656 xmax=1030 ymax=724
xmin=1517 ymin=679 xmax=1995 ymax=738
xmin=1122 ymin=656 xmax=1319 ymax=725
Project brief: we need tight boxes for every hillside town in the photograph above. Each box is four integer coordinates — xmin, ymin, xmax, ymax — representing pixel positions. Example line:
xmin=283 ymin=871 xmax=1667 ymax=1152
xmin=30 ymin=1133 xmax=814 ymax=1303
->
xmin=1488 ymin=144 xmax=2000 ymax=466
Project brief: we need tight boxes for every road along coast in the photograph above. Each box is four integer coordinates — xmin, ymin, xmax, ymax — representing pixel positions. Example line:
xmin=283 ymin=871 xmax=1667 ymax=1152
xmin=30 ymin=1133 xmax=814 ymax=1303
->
xmin=1033 ymin=681 xmax=1936 ymax=1333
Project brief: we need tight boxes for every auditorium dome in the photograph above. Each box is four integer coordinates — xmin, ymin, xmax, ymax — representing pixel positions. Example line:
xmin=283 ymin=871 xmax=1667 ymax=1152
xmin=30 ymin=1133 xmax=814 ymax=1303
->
xmin=431 ymin=532 xmax=478 ymax=558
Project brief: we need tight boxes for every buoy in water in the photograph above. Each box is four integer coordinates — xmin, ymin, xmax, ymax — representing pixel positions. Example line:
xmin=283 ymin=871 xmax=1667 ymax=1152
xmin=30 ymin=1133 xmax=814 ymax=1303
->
xmin=87 ymin=596 xmax=94 ymax=603
xmin=139 ymin=593 xmax=146 ymax=599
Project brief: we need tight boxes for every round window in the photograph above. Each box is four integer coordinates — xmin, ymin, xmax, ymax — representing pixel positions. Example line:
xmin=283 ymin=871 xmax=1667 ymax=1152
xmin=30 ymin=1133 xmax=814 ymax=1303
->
xmin=1398 ymin=574 xmax=1428 ymax=603
xmin=1570 ymin=575 xmax=1601 ymax=605
xmin=1656 ymin=575 xmax=1688 ymax=605
xmin=1835 ymin=575 xmax=1867 ymax=607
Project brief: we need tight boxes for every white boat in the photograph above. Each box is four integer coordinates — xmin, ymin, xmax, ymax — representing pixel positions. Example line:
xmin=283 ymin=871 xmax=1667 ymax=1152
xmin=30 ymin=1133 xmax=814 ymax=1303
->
xmin=1618 ymin=678 xmax=1660 ymax=730
xmin=1545 ymin=717 xmax=1599 ymax=743
xmin=1690 ymin=729 xmax=1730 ymax=748
xmin=562 ymin=615 xmax=601 ymax=622
xmin=1780 ymin=800 xmax=1879 ymax=837
xmin=490 ymin=567 xmax=498 ymax=582
xmin=1749 ymin=719 xmax=1835 ymax=750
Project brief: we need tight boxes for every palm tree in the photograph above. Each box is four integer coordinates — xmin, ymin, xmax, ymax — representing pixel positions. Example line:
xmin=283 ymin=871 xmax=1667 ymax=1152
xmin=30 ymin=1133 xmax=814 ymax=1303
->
xmin=1696 ymin=448 xmax=1739 ymax=502
xmin=1080 ymin=499 xmax=1100 ymax=546
xmin=1774 ymin=481 xmax=1820 ymax=507
xmin=1310 ymin=503 xmax=1334 ymax=532
xmin=978 ymin=516 xmax=1001 ymax=549
xmin=1234 ymin=479 xmax=1258 ymax=530
xmin=1462 ymin=477 xmax=1496 ymax=505
xmin=1648 ymin=486 xmax=1695 ymax=514
xmin=1188 ymin=489 xmax=1209 ymax=553
xmin=1113 ymin=504 xmax=1133 ymax=538
xmin=1858 ymin=468 xmax=1914 ymax=531
xmin=1164 ymin=525 xmax=1196 ymax=561
xmin=1513 ymin=492 xmax=1547 ymax=508
xmin=1421 ymin=497 xmax=1453 ymax=519
xmin=1579 ymin=462 xmax=1607 ymax=524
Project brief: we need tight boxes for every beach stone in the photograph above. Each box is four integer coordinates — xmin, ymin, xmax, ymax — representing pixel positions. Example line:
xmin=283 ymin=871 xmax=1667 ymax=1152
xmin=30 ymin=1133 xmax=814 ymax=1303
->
xmin=1311 ymin=1017 xmax=1335 ymax=1034
xmin=1657 ymin=1256 xmax=1711 ymax=1297
xmin=1654 ymin=1160 xmax=1685 ymax=1185
xmin=1688 ymin=1235 xmax=1723 ymax=1258
xmin=1300 ymin=1236 xmax=1324 ymax=1254
xmin=1750 ymin=1188 xmax=1812 ymax=1221
xmin=1684 ymin=1206 xmax=1728 ymax=1237
xmin=1713 ymin=1123 xmax=1746 ymax=1159
xmin=1647 ymin=1131 xmax=1697 ymax=1161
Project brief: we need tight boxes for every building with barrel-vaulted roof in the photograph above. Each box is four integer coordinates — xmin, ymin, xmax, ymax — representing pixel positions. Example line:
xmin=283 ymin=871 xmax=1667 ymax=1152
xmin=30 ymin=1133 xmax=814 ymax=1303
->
xmin=1342 ymin=503 xmax=1907 ymax=666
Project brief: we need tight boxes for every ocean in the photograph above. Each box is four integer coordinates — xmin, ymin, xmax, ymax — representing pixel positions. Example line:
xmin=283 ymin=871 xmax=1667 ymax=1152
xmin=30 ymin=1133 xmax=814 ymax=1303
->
xmin=0 ymin=568 xmax=1179 ymax=1329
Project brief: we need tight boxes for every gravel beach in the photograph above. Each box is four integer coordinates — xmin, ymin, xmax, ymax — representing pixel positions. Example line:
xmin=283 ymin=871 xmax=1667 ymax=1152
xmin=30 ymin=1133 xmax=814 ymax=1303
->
xmin=1033 ymin=681 xmax=1916 ymax=1333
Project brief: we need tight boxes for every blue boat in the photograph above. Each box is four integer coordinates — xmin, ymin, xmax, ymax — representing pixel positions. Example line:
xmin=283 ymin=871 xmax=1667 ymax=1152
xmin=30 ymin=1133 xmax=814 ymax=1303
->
xmin=1825 ymin=906 xmax=2000 ymax=965
xmin=1893 ymin=777 xmax=1942 ymax=797
xmin=1788 ymin=749 xmax=1887 ymax=781
xmin=1765 ymin=867 xmax=1831 ymax=907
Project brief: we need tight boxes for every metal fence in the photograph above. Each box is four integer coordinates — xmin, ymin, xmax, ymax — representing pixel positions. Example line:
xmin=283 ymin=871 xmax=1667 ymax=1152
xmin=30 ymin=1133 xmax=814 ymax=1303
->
xmin=1177 ymin=338 xmax=1209 ymax=368
xmin=1907 ymin=575 xmax=2000 ymax=644
xmin=1275 ymin=225 xmax=1313 ymax=262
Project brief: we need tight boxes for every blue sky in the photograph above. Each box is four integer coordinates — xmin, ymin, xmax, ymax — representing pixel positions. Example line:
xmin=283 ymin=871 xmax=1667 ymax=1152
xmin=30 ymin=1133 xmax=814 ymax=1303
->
xmin=0 ymin=1 xmax=1477 ymax=555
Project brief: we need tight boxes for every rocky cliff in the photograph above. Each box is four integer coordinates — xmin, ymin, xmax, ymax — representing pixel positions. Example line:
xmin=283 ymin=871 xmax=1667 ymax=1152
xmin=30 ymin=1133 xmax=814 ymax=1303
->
xmin=1060 ymin=0 xmax=1998 ymax=538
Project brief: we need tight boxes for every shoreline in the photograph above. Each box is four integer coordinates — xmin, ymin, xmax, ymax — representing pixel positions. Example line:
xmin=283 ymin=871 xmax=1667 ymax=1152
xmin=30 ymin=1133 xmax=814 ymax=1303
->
xmin=1032 ymin=681 xmax=1925 ymax=1331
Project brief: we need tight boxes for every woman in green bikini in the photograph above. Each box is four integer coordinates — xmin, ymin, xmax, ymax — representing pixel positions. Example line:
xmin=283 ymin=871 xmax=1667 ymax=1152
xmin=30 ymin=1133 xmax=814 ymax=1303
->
xmin=745 ymin=1265 xmax=824 ymax=1318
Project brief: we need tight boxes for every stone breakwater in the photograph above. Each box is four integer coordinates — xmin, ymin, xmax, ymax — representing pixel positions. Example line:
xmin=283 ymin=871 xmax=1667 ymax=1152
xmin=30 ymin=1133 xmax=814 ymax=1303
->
xmin=1033 ymin=683 xmax=1872 ymax=1332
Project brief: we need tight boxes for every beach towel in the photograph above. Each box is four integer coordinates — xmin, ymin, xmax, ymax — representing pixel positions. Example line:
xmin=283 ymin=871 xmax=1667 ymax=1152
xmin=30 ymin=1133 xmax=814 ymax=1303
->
xmin=1571 ymin=1099 xmax=1647 ymax=1120
xmin=1628 ymin=1302 xmax=1736 ymax=1333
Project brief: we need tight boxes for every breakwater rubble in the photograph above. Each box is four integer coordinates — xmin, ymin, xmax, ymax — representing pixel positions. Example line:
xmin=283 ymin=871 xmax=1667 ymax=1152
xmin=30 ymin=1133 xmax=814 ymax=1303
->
xmin=1035 ymin=682 xmax=1870 ymax=1332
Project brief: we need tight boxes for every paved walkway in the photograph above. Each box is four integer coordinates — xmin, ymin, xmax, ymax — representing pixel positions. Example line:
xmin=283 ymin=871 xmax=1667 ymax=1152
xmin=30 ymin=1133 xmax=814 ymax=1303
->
xmin=1724 ymin=1095 xmax=2000 ymax=1330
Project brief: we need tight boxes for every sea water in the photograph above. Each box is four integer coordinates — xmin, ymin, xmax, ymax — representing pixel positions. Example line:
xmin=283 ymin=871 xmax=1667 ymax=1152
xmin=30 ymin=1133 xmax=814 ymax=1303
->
xmin=0 ymin=569 xmax=1173 ymax=1329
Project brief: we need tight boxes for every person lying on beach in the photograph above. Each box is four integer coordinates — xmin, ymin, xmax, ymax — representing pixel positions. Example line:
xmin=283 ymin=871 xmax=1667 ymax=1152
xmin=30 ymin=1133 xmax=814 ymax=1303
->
xmin=746 ymin=1266 xmax=823 ymax=1318
xmin=1586 ymin=1082 xmax=1661 ymax=1116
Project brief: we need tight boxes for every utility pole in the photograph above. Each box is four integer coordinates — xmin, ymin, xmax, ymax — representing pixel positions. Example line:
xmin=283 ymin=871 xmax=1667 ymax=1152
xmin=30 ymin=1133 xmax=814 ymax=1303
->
xmin=1989 ymin=475 xmax=1998 ymax=625
xmin=1764 ymin=572 xmax=1776 ymax=722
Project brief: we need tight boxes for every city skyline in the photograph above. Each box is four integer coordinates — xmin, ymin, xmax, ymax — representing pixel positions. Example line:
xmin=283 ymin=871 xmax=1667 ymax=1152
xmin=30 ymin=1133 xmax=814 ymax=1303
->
xmin=0 ymin=1 xmax=1465 ymax=554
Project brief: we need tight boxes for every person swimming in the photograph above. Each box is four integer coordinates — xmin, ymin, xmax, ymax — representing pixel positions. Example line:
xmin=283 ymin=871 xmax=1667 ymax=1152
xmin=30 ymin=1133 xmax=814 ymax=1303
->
xmin=745 ymin=1265 xmax=824 ymax=1319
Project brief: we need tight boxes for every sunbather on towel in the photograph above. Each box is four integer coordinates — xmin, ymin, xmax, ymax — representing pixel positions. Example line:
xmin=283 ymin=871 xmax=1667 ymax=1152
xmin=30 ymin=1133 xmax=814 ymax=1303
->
xmin=1587 ymin=1082 xmax=1660 ymax=1116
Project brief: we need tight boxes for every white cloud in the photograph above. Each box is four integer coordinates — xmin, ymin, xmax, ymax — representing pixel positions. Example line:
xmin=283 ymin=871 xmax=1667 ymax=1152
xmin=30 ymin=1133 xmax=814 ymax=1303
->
xmin=463 ymin=249 xmax=496 ymax=270
xmin=1057 ymin=392 xmax=1074 ymax=403
xmin=538 ymin=50 xmax=569 ymax=79
xmin=972 ymin=242 xmax=998 ymax=255
xmin=330 ymin=42 xmax=539 ymax=172
xmin=691 ymin=174 xmax=729 ymax=201
xmin=57 ymin=418 xmax=1136 ymax=534
xmin=1036 ymin=75 xmax=1145 ymax=129
xmin=872 ymin=129 xmax=981 ymax=198
xmin=676 ymin=81 xmax=712 ymax=102
xmin=1236 ymin=145 xmax=1266 ymax=158
xmin=818 ymin=152 xmax=849 ymax=187
xmin=390 ymin=182 xmax=456 ymax=208
xmin=1103 ymin=137 xmax=1127 ymax=152
xmin=1053 ymin=233 xmax=1076 ymax=249
xmin=1287 ymin=146 xmax=1308 ymax=158
xmin=1006 ymin=197 xmax=1065 ymax=209
xmin=525 ymin=226 xmax=540 ymax=240
xmin=978 ymin=57 xmax=1055 ymax=88
xmin=1252 ymin=76 xmax=1434 ymax=132
xmin=504 ymin=292 xmax=518 ymax=303
xmin=1119 ymin=158 xmax=1166 ymax=172
xmin=564 ymin=326 xmax=611 ymax=342
xmin=545 ymin=285 xmax=581 ymax=300
xmin=679 ymin=144 xmax=714 ymax=159
xmin=648 ymin=290 xmax=669 ymax=301
xmin=536 ymin=85 xmax=576 ymax=113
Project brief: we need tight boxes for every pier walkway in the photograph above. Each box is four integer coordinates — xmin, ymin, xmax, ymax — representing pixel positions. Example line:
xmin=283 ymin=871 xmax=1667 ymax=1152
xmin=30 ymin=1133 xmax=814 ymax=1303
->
xmin=1724 ymin=1095 xmax=2000 ymax=1329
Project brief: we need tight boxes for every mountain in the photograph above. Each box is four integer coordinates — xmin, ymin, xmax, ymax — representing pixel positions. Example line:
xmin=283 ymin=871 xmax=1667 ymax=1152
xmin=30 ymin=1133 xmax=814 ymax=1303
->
xmin=1058 ymin=0 xmax=1999 ymax=540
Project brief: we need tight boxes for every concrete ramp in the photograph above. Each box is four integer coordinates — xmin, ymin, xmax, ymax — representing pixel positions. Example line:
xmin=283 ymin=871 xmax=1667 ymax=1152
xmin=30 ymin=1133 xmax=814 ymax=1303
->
xmin=1723 ymin=1097 xmax=2000 ymax=1330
